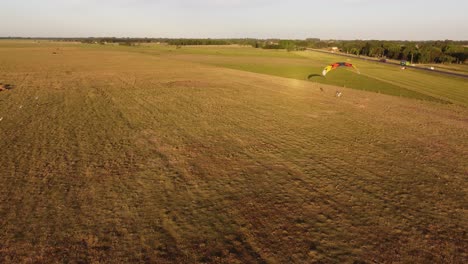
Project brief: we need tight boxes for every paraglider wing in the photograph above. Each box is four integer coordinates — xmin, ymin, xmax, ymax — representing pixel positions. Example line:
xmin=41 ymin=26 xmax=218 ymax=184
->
xmin=322 ymin=62 xmax=359 ymax=76
xmin=343 ymin=62 xmax=360 ymax=74
xmin=322 ymin=65 xmax=333 ymax=76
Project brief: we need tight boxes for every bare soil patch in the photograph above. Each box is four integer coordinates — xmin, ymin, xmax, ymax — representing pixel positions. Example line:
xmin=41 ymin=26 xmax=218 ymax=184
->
xmin=0 ymin=83 xmax=14 ymax=92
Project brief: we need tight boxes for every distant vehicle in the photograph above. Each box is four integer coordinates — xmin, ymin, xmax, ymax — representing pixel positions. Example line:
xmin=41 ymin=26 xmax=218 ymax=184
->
xmin=379 ymin=59 xmax=387 ymax=63
xmin=429 ymin=67 xmax=435 ymax=70
xmin=400 ymin=60 xmax=410 ymax=66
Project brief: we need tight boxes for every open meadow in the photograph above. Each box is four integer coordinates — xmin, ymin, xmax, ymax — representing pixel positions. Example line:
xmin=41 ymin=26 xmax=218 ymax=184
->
xmin=0 ymin=41 xmax=467 ymax=263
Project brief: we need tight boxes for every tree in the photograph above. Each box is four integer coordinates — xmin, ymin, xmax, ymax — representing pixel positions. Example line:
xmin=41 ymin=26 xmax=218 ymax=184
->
xmin=278 ymin=40 xmax=297 ymax=51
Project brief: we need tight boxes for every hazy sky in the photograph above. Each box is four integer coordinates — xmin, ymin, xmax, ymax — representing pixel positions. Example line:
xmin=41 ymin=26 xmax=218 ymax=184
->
xmin=1 ymin=0 xmax=467 ymax=40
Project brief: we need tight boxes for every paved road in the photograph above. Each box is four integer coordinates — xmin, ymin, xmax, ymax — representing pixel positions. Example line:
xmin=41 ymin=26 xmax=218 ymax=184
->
xmin=307 ymin=49 xmax=468 ymax=79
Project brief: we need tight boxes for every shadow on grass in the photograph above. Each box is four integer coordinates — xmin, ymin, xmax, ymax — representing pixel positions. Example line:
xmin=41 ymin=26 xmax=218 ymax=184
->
xmin=307 ymin=74 xmax=323 ymax=79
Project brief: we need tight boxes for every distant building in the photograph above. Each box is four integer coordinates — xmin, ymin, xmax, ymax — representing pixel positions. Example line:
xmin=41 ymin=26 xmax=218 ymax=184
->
xmin=266 ymin=40 xmax=279 ymax=46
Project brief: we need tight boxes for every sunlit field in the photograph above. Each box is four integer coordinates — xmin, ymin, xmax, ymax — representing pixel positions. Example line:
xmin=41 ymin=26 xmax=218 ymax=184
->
xmin=0 ymin=41 xmax=467 ymax=263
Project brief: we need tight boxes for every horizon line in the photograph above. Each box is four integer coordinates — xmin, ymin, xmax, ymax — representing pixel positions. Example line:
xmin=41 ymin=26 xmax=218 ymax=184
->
xmin=1 ymin=37 xmax=467 ymax=42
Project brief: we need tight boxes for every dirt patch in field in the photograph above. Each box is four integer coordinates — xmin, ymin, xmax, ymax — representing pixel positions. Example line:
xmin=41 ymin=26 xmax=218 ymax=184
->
xmin=0 ymin=83 xmax=14 ymax=92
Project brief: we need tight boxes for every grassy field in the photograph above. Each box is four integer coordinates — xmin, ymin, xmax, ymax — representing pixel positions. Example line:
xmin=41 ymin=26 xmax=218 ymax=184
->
xmin=0 ymin=41 xmax=467 ymax=263
xmin=155 ymin=45 xmax=467 ymax=106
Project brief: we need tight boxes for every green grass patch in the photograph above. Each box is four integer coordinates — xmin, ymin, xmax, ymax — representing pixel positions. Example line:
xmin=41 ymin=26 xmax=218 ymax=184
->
xmin=297 ymin=51 xmax=468 ymax=105
xmin=210 ymin=62 xmax=449 ymax=103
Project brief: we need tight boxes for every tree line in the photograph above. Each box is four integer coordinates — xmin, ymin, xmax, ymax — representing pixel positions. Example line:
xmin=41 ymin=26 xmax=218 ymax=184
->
xmin=77 ymin=38 xmax=468 ymax=64
xmin=257 ymin=39 xmax=467 ymax=64
xmin=332 ymin=40 xmax=467 ymax=64
xmin=2 ymin=37 xmax=465 ymax=64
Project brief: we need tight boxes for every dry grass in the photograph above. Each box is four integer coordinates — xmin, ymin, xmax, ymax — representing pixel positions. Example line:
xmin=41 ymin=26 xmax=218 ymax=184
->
xmin=0 ymin=41 xmax=467 ymax=263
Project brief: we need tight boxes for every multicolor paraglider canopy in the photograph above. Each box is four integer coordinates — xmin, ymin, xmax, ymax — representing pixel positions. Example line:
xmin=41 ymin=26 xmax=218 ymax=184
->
xmin=322 ymin=62 xmax=359 ymax=76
